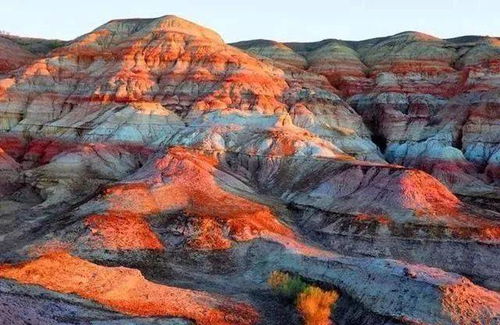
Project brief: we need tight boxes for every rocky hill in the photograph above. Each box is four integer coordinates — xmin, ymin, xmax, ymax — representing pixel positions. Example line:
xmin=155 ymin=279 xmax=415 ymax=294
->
xmin=0 ymin=16 xmax=499 ymax=324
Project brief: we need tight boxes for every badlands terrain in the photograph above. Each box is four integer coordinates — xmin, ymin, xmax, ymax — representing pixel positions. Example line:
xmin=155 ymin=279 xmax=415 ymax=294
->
xmin=0 ymin=15 xmax=499 ymax=324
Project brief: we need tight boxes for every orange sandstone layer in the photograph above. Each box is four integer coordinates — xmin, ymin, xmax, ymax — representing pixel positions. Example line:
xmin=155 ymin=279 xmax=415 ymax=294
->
xmin=0 ymin=252 xmax=259 ymax=325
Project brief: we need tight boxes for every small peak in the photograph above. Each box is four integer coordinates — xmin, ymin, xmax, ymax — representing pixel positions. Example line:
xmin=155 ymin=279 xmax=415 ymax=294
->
xmin=391 ymin=31 xmax=440 ymax=42
xmin=149 ymin=15 xmax=223 ymax=42
xmin=68 ymin=15 xmax=224 ymax=49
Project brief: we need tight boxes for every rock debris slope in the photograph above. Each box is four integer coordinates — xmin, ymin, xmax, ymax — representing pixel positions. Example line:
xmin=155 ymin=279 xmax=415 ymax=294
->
xmin=0 ymin=15 xmax=499 ymax=324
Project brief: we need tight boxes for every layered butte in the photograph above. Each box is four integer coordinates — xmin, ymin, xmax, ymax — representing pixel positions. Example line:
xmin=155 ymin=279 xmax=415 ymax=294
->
xmin=0 ymin=15 xmax=499 ymax=325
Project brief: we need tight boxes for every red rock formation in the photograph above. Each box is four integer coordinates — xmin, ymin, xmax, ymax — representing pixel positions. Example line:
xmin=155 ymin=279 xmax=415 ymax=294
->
xmin=233 ymin=33 xmax=500 ymax=197
xmin=0 ymin=15 xmax=380 ymax=160
xmin=0 ymin=147 xmax=19 ymax=171
xmin=84 ymin=147 xmax=295 ymax=250
xmin=0 ymin=252 xmax=259 ymax=325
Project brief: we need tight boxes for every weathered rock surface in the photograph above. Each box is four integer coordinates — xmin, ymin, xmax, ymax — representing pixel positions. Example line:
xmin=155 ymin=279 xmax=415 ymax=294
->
xmin=0 ymin=15 xmax=499 ymax=325
xmin=233 ymin=33 xmax=500 ymax=198
xmin=0 ymin=15 xmax=381 ymax=161
xmin=220 ymin=152 xmax=500 ymax=288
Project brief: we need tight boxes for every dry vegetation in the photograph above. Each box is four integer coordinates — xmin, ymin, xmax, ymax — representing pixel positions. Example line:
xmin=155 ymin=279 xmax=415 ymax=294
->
xmin=268 ymin=271 xmax=340 ymax=325
xmin=297 ymin=286 xmax=339 ymax=325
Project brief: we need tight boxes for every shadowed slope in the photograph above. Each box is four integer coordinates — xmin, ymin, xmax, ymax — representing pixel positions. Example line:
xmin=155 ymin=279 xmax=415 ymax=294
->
xmin=0 ymin=36 xmax=36 ymax=73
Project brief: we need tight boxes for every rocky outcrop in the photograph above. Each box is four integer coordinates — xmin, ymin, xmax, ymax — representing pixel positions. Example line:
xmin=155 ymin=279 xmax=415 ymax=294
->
xmin=348 ymin=89 xmax=500 ymax=197
xmin=234 ymin=33 xmax=499 ymax=96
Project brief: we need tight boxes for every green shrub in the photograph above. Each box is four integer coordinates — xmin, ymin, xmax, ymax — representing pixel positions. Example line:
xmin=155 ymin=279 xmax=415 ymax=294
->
xmin=268 ymin=270 xmax=341 ymax=324
xmin=268 ymin=271 xmax=307 ymax=300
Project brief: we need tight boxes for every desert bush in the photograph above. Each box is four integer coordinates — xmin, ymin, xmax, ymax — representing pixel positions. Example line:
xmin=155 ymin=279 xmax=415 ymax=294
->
xmin=268 ymin=271 xmax=341 ymax=324
xmin=281 ymin=276 xmax=308 ymax=299
xmin=267 ymin=271 xmax=307 ymax=300
xmin=297 ymin=286 xmax=340 ymax=325
xmin=268 ymin=270 xmax=290 ymax=288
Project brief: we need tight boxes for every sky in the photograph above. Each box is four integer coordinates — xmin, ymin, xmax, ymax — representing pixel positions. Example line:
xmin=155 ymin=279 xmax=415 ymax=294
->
xmin=1 ymin=0 xmax=499 ymax=43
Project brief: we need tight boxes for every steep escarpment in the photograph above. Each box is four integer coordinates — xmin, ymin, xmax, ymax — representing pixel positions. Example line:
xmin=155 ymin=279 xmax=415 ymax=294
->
xmin=0 ymin=15 xmax=499 ymax=325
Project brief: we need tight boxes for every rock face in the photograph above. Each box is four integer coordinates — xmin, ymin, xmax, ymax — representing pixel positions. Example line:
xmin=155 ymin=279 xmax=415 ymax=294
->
xmin=233 ymin=33 xmax=500 ymax=198
xmin=0 ymin=15 xmax=499 ymax=325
